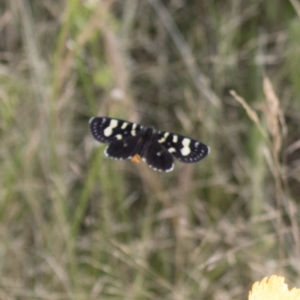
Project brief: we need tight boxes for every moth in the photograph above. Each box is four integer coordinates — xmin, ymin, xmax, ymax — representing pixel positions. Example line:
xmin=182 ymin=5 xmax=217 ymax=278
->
xmin=89 ymin=117 xmax=209 ymax=172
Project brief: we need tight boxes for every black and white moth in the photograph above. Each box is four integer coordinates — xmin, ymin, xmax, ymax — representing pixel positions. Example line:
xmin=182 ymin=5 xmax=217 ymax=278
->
xmin=89 ymin=117 xmax=210 ymax=172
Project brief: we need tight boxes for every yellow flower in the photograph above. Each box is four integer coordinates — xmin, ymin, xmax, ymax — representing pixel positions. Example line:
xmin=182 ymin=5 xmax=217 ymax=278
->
xmin=249 ymin=275 xmax=300 ymax=300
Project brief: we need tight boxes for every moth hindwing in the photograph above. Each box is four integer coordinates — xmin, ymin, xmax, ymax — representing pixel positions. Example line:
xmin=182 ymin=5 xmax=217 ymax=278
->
xmin=89 ymin=117 xmax=210 ymax=172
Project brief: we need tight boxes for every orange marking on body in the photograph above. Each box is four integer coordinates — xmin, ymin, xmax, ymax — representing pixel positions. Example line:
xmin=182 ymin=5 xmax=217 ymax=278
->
xmin=131 ymin=154 xmax=141 ymax=163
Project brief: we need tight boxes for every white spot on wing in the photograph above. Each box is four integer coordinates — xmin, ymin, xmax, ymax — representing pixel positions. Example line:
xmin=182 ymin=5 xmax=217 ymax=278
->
xmin=172 ymin=135 xmax=178 ymax=143
xmin=104 ymin=119 xmax=118 ymax=137
xmin=116 ymin=134 xmax=122 ymax=140
xmin=121 ymin=122 xmax=128 ymax=129
xmin=181 ymin=138 xmax=191 ymax=156
xmin=168 ymin=147 xmax=176 ymax=153
xmin=158 ymin=132 xmax=169 ymax=143
xmin=166 ymin=163 xmax=174 ymax=172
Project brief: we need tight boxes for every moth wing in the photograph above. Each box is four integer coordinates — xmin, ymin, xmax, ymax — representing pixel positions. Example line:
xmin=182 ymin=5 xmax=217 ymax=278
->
xmin=89 ymin=117 xmax=143 ymax=143
xmin=155 ymin=131 xmax=210 ymax=163
xmin=104 ymin=136 xmax=141 ymax=160
xmin=142 ymin=139 xmax=174 ymax=172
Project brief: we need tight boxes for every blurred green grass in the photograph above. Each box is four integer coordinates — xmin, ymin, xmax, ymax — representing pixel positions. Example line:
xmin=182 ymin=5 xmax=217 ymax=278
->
xmin=0 ymin=0 xmax=299 ymax=299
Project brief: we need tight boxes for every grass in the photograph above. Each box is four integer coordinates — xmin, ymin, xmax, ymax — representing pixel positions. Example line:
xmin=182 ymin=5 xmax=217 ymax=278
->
xmin=0 ymin=0 xmax=300 ymax=299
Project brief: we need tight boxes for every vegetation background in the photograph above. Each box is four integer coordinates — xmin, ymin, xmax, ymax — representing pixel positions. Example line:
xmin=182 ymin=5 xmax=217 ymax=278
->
xmin=0 ymin=0 xmax=300 ymax=299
